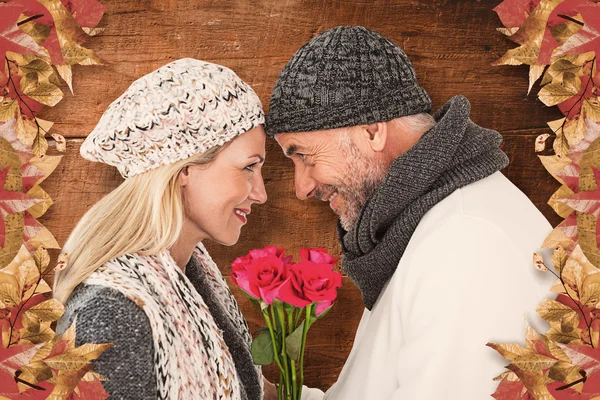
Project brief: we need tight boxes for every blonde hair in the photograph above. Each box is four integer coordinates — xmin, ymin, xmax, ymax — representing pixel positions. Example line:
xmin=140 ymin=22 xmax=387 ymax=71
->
xmin=53 ymin=146 xmax=225 ymax=304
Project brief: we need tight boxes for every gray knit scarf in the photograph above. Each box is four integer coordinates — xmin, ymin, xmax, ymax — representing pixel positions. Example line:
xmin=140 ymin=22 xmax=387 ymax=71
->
xmin=338 ymin=95 xmax=510 ymax=310
xmin=186 ymin=254 xmax=262 ymax=400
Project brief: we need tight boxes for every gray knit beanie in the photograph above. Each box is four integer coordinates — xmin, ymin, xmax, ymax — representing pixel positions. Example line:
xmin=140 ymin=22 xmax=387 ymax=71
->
xmin=265 ymin=26 xmax=432 ymax=136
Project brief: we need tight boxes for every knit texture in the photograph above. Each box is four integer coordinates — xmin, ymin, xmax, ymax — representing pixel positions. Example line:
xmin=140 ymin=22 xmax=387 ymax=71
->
xmin=338 ymin=95 xmax=510 ymax=310
xmin=266 ymin=26 xmax=431 ymax=136
xmin=57 ymin=243 xmax=262 ymax=399
xmin=81 ymin=58 xmax=264 ymax=178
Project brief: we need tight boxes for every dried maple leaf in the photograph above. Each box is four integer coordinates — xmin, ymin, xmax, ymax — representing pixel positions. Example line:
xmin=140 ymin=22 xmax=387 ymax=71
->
xmin=554 ymin=2 xmax=600 ymax=58
xmin=494 ymin=0 xmax=543 ymax=29
xmin=0 ymin=3 xmax=48 ymax=83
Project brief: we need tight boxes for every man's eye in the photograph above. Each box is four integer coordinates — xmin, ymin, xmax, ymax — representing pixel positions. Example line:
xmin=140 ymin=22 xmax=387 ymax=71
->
xmin=298 ymin=154 xmax=306 ymax=161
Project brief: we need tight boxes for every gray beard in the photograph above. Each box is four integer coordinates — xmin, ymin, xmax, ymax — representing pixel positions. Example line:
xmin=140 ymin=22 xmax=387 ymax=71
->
xmin=337 ymin=137 xmax=387 ymax=231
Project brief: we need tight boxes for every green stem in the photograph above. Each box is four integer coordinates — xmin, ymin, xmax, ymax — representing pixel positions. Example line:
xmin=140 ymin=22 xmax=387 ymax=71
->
xmin=288 ymin=310 xmax=298 ymax=400
xmin=276 ymin=303 xmax=291 ymax=399
xmin=294 ymin=306 xmax=302 ymax=328
xmin=298 ymin=304 xmax=313 ymax=399
xmin=262 ymin=308 xmax=285 ymax=374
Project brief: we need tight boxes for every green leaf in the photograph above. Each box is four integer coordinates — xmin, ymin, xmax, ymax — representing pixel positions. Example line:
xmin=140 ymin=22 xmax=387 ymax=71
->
xmin=285 ymin=321 xmax=305 ymax=361
xmin=251 ymin=332 xmax=274 ymax=366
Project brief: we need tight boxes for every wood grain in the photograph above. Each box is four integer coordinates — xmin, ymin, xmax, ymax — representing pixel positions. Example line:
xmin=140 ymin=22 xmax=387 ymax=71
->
xmin=29 ymin=0 xmax=567 ymax=391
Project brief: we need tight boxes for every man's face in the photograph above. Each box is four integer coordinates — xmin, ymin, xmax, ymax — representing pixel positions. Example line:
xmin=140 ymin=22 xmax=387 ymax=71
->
xmin=275 ymin=127 xmax=387 ymax=231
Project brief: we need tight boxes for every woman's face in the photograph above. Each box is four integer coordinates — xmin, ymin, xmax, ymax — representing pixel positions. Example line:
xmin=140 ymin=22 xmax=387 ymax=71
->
xmin=180 ymin=126 xmax=268 ymax=246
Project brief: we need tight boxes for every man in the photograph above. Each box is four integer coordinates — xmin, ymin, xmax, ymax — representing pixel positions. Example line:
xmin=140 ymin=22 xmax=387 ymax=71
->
xmin=265 ymin=26 xmax=555 ymax=399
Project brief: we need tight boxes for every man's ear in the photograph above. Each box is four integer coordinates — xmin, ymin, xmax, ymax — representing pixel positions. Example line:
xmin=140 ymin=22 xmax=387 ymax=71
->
xmin=364 ymin=122 xmax=387 ymax=152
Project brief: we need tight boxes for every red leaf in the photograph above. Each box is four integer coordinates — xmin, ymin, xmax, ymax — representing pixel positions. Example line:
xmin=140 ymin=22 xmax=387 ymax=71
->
xmin=554 ymin=2 xmax=600 ymax=58
xmin=71 ymin=380 xmax=109 ymax=400
xmin=0 ymin=343 xmax=42 ymax=397
xmin=60 ymin=0 xmax=106 ymax=29
xmin=492 ymin=379 xmax=532 ymax=399
xmin=559 ymin=167 xmax=600 ymax=218
xmin=0 ymin=3 xmax=48 ymax=77
xmin=494 ymin=0 xmax=543 ymax=29
xmin=558 ymin=76 xmax=595 ymax=118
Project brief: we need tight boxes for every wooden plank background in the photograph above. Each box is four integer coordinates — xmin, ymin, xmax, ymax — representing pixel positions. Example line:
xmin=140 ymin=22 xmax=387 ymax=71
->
xmin=36 ymin=0 xmax=566 ymax=391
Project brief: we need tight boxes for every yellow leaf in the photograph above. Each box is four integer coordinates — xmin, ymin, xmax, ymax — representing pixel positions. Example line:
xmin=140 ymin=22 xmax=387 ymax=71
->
xmin=548 ymin=360 xmax=583 ymax=385
xmin=72 ymin=343 xmax=113 ymax=361
xmin=546 ymin=59 xmax=582 ymax=83
xmin=17 ymin=17 xmax=51 ymax=45
xmin=487 ymin=342 xmax=532 ymax=361
xmin=51 ymin=133 xmax=66 ymax=152
xmin=581 ymin=273 xmax=600 ymax=307
xmin=81 ymin=370 xmax=107 ymax=382
xmin=44 ymin=353 xmax=89 ymax=372
xmin=534 ymin=252 xmax=549 ymax=271
xmin=513 ymin=354 xmax=558 ymax=372
xmin=20 ymin=59 xmax=55 ymax=82
xmin=15 ymin=112 xmax=39 ymax=147
xmin=529 ymin=64 xmax=546 ymax=94
xmin=26 ymin=185 xmax=53 ymax=218
xmin=29 ymin=154 xmax=61 ymax=185
xmin=550 ymin=19 xmax=583 ymax=45
xmin=548 ymin=185 xmax=575 ymax=218
xmin=535 ymin=133 xmax=551 ymax=152
xmin=583 ymin=98 xmax=600 ymax=122
xmin=20 ymin=323 xmax=55 ymax=345
xmin=54 ymin=253 xmax=69 ymax=272
xmin=540 ymin=333 xmax=570 ymax=362
xmin=81 ymin=27 xmax=105 ymax=37
xmin=538 ymin=155 xmax=573 ymax=185
xmin=552 ymin=245 xmax=569 ymax=274
xmin=538 ymin=79 xmax=581 ymax=107
xmin=2 ymin=245 xmax=39 ymax=298
xmin=577 ymin=212 xmax=600 ymax=267
xmin=21 ymin=81 xmax=63 ymax=107
xmin=31 ymin=335 xmax=59 ymax=362
xmin=537 ymin=298 xmax=577 ymax=323
xmin=0 ymin=98 xmax=18 ymax=122
xmin=33 ymin=246 xmax=50 ymax=274
xmin=36 ymin=0 xmax=102 ymax=66
xmin=493 ymin=0 xmax=564 ymax=66
xmin=5 ymin=52 xmax=47 ymax=66
xmin=32 ymin=133 xmax=48 ymax=158
xmin=48 ymin=367 xmax=92 ymax=399
xmin=0 ymin=271 xmax=21 ymax=308
xmin=547 ymin=324 xmax=583 ymax=344
xmin=25 ymin=298 xmax=64 ymax=323
xmin=55 ymin=65 xmax=73 ymax=94
xmin=564 ymin=116 xmax=586 ymax=148
xmin=26 ymin=227 xmax=60 ymax=252
xmin=61 ymin=315 xmax=76 ymax=343
xmin=16 ymin=360 xmax=53 ymax=392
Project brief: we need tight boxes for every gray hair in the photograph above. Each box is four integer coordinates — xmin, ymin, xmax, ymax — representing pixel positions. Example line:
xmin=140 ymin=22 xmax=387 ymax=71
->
xmin=393 ymin=113 xmax=436 ymax=135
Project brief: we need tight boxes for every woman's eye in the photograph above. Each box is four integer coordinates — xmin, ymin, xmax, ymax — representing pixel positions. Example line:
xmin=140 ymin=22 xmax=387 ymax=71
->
xmin=245 ymin=163 xmax=257 ymax=171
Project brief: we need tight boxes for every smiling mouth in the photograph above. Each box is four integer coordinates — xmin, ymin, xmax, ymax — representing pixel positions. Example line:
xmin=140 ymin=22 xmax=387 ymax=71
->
xmin=234 ymin=209 xmax=248 ymax=223
xmin=327 ymin=191 xmax=338 ymax=202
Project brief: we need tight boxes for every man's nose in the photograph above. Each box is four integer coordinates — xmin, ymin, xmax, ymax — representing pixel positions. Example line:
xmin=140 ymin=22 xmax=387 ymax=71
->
xmin=294 ymin=166 xmax=316 ymax=200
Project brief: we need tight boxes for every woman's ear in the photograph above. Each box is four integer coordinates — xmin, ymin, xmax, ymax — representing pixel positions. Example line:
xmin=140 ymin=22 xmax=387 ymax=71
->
xmin=364 ymin=122 xmax=387 ymax=152
xmin=179 ymin=166 xmax=190 ymax=187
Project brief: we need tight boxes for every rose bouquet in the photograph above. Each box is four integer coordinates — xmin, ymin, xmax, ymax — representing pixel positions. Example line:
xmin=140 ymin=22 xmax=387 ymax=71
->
xmin=231 ymin=246 xmax=343 ymax=400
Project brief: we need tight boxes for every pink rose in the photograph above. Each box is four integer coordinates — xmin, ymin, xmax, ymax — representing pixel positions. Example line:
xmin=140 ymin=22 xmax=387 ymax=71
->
xmin=232 ymin=254 xmax=289 ymax=305
xmin=249 ymin=246 xmax=293 ymax=264
xmin=299 ymin=248 xmax=338 ymax=267
xmin=279 ymin=261 xmax=343 ymax=315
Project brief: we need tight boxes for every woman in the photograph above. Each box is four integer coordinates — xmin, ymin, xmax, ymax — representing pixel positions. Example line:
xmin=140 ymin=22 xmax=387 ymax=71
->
xmin=53 ymin=58 xmax=276 ymax=399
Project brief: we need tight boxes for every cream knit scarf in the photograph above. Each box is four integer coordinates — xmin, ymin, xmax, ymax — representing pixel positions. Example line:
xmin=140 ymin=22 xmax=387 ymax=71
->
xmin=85 ymin=242 xmax=261 ymax=399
